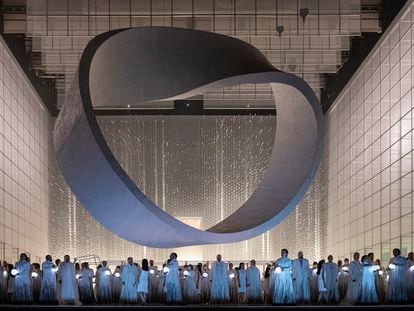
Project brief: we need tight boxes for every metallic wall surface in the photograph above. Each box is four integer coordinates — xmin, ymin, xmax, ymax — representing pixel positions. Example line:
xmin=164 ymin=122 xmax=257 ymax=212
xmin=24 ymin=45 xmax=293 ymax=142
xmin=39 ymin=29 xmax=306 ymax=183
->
xmin=53 ymin=27 xmax=323 ymax=247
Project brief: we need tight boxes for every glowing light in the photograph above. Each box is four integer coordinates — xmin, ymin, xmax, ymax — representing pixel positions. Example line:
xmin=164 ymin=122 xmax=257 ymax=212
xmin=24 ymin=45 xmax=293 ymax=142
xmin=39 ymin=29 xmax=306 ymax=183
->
xmin=11 ymin=269 xmax=18 ymax=276
xmin=379 ymin=270 xmax=384 ymax=276
xmin=52 ymin=267 xmax=58 ymax=273
xmin=163 ymin=267 xmax=169 ymax=274
xmin=183 ymin=270 xmax=189 ymax=276
xmin=388 ymin=263 xmax=396 ymax=270
xmin=3 ymin=271 xmax=7 ymax=277
xmin=104 ymin=270 xmax=111 ymax=276
xmin=410 ymin=265 xmax=414 ymax=272
xmin=31 ymin=272 xmax=39 ymax=278
xmin=114 ymin=272 xmax=120 ymax=277
xmin=202 ymin=272 xmax=208 ymax=278
xmin=76 ymin=274 xmax=81 ymax=280
xmin=341 ymin=266 xmax=349 ymax=272
xmin=312 ymin=268 xmax=317 ymax=275
xmin=229 ymin=273 xmax=235 ymax=279
xmin=275 ymin=267 xmax=282 ymax=274
xmin=149 ymin=269 xmax=155 ymax=275
xmin=373 ymin=265 xmax=380 ymax=271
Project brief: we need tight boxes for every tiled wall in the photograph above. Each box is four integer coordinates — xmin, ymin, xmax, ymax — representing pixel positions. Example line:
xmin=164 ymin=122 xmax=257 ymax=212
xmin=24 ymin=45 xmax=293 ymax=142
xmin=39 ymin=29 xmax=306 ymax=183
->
xmin=326 ymin=1 xmax=414 ymax=263
xmin=0 ymin=37 xmax=50 ymax=264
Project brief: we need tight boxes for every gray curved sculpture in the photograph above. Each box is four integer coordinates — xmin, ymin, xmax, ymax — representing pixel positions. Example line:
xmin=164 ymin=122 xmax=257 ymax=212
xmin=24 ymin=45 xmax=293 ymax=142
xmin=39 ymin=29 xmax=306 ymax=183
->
xmin=54 ymin=27 xmax=324 ymax=248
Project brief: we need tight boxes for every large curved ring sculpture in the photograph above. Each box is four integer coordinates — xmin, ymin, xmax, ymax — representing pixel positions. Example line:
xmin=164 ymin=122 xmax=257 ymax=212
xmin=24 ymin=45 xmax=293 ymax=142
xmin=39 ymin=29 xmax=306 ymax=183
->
xmin=53 ymin=27 xmax=324 ymax=248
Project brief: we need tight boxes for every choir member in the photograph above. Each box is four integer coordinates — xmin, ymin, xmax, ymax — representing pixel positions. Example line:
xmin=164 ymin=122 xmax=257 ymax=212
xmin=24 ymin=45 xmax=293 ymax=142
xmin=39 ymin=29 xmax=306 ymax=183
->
xmin=183 ymin=264 xmax=198 ymax=304
xmin=227 ymin=262 xmax=237 ymax=303
xmin=78 ymin=262 xmax=95 ymax=305
xmin=359 ymin=255 xmax=378 ymax=304
xmin=246 ymin=259 xmax=262 ymax=304
xmin=317 ymin=260 xmax=328 ymax=304
xmin=157 ymin=264 xmax=167 ymax=303
xmin=111 ymin=266 xmax=122 ymax=303
xmin=198 ymin=264 xmax=210 ymax=304
xmin=137 ymin=258 xmax=149 ymax=304
xmin=148 ymin=260 xmax=159 ymax=303
xmin=374 ymin=259 xmax=387 ymax=304
xmin=272 ymin=249 xmax=295 ymax=305
xmin=292 ymin=252 xmax=310 ymax=304
xmin=96 ymin=261 xmax=112 ymax=304
xmin=57 ymin=255 xmax=79 ymax=305
xmin=13 ymin=253 xmax=33 ymax=304
xmin=236 ymin=262 xmax=246 ymax=303
xmin=322 ymin=255 xmax=339 ymax=303
xmin=387 ymin=248 xmax=408 ymax=304
xmin=309 ymin=261 xmax=319 ymax=304
xmin=407 ymin=252 xmax=414 ymax=303
xmin=7 ymin=264 xmax=15 ymax=302
xmin=337 ymin=258 xmax=349 ymax=301
xmin=210 ymin=254 xmax=230 ymax=304
xmin=165 ymin=252 xmax=183 ymax=304
xmin=120 ymin=257 xmax=138 ymax=303
xmin=0 ymin=261 xmax=8 ymax=303
xmin=31 ymin=263 xmax=42 ymax=303
xmin=343 ymin=252 xmax=362 ymax=304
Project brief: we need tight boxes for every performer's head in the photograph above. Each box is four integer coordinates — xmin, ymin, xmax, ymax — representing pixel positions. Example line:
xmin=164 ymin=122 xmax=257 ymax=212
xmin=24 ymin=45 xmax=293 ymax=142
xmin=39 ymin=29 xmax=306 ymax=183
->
xmin=216 ymin=254 xmax=222 ymax=262
xmin=45 ymin=254 xmax=52 ymax=262
xmin=392 ymin=248 xmax=401 ymax=257
xmin=281 ymin=249 xmax=288 ymax=257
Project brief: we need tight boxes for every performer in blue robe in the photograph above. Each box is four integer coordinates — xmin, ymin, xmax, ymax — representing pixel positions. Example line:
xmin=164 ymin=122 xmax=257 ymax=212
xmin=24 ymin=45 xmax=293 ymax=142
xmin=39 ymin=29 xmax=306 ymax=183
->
xmin=57 ymin=255 xmax=79 ymax=305
xmin=120 ymin=257 xmax=138 ymax=304
xmin=291 ymin=252 xmax=310 ymax=304
xmin=343 ymin=252 xmax=362 ymax=304
xmin=246 ymin=259 xmax=263 ymax=304
xmin=236 ymin=263 xmax=246 ymax=303
xmin=78 ymin=262 xmax=95 ymax=304
xmin=322 ymin=255 xmax=339 ymax=303
xmin=272 ymin=249 xmax=295 ymax=305
xmin=183 ymin=265 xmax=198 ymax=304
xmin=387 ymin=248 xmax=408 ymax=304
xmin=96 ymin=261 xmax=112 ymax=304
xmin=165 ymin=252 xmax=183 ymax=304
xmin=13 ymin=253 xmax=33 ymax=304
xmin=40 ymin=255 xmax=58 ymax=304
xmin=210 ymin=254 xmax=230 ymax=304
xmin=407 ymin=252 xmax=414 ymax=303
xmin=359 ymin=255 xmax=378 ymax=304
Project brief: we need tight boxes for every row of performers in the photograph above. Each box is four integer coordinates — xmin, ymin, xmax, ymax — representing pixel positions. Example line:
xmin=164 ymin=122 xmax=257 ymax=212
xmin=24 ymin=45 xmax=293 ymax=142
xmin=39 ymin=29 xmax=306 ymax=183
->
xmin=1 ymin=248 xmax=414 ymax=305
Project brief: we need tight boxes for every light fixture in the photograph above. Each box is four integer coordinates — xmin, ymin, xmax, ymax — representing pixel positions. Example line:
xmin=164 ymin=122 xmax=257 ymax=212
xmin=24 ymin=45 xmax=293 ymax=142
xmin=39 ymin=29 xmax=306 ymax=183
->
xmin=202 ymin=272 xmax=208 ymax=278
xmin=229 ymin=273 xmax=235 ymax=279
xmin=341 ymin=266 xmax=349 ymax=273
xmin=31 ymin=271 xmax=39 ymax=278
xmin=104 ymin=270 xmax=111 ymax=276
xmin=275 ymin=267 xmax=282 ymax=274
xmin=388 ymin=263 xmax=396 ymax=270
xmin=11 ymin=269 xmax=19 ymax=276
xmin=3 ymin=271 xmax=7 ymax=277
xmin=183 ymin=270 xmax=189 ymax=276
xmin=163 ymin=267 xmax=169 ymax=274
xmin=114 ymin=272 xmax=121 ymax=277
xmin=149 ymin=269 xmax=155 ymax=275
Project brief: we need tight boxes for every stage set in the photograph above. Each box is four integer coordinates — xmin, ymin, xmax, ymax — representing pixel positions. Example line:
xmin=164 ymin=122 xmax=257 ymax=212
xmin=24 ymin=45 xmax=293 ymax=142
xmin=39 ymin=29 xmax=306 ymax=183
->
xmin=1 ymin=0 xmax=414 ymax=309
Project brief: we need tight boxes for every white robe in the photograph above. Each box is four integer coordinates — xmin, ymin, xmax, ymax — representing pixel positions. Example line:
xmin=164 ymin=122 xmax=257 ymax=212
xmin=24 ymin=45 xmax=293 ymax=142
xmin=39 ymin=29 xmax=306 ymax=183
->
xmin=387 ymin=255 xmax=408 ymax=303
xmin=337 ymin=265 xmax=349 ymax=301
xmin=13 ymin=259 xmax=33 ymax=303
xmin=137 ymin=270 xmax=149 ymax=294
xmin=96 ymin=267 xmax=112 ymax=303
xmin=322 ymin=262 xmax=339 ymax=303
xmin=165 ymin=259 xmax=183 ymax=304
xmin=291 ymin=258 xmax=310 ymax=303
xmin=272 ymin=257 xmax=295 ymax=305
xmin=57 ymin=262 xmax=79 ymax=304
xmin=120 ymin=264 xmax=138 ymax=303
xmin=210 ymin=261 xmax=230 ymax=303
xmin=78 ymin=268 xmax=94 ymax=304
xmin=183 ymin=270 xmax=198 ymax=303
xmin=359 ymin=263 xmax=378 ymax=304
xmin=344 ymin=260 xmax=362 ymax=304
xmin=246 ymin=266 xmax=262 ymax=303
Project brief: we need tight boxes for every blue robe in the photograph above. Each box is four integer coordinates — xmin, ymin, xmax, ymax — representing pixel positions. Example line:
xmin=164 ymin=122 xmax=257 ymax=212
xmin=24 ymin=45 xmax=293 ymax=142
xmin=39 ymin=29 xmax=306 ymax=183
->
xmin=13 ymin=259 xmax=33 ymax=303
xmin=165 ymin=259 xmax=183 ymax=304
xmin=96 ymin=267 xmax=112 ymax=303
xmin=272 ymin=257 xmax=295 ymax=305
xmin=40 ymin=261 xmax=57 ymax=304
xmin=183 ymin=270 xmax=198 ymax=303
xmin=344 ymin=260 xmax=362 ymax=304
xmin=246 ymin=266 xmax=262 ymax=303
xmin=292 ymin=258 xmax=310 ymax=303
xmin=359 ymin=263 xmax=378 ymax=304
xmin=120 ymin=264 xmax=138 ymax=303
xmin=387 ymin=255 xmax=408 ymax=304
xmin=210 ymin=261 xmax=230 ymax=303
xmin=322 ymin=262 xmax=339 ymax=303
xmin=57 ymin=262 xmax=79 ymax=304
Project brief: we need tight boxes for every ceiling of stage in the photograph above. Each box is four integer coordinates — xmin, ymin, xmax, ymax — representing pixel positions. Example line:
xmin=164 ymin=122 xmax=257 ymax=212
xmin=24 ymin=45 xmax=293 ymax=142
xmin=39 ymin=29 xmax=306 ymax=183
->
xmin=0 ymin=0 xmax=407 ymax=114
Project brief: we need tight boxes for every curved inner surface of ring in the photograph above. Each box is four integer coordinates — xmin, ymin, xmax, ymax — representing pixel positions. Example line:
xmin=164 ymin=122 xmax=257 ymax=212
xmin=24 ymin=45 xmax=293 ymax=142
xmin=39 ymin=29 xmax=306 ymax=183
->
xmin=54 ymin=27 xmax=323 ymax=247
